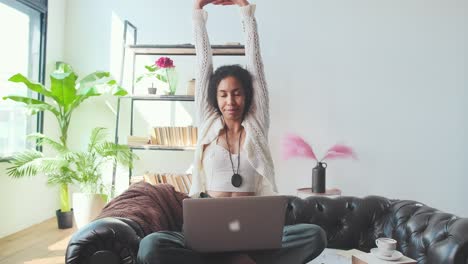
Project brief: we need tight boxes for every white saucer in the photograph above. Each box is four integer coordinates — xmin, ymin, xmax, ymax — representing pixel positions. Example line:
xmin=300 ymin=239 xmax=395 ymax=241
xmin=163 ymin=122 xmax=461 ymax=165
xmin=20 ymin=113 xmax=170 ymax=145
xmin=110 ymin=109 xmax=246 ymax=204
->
xmin=370 ymin=248 xmax=403 ymax=261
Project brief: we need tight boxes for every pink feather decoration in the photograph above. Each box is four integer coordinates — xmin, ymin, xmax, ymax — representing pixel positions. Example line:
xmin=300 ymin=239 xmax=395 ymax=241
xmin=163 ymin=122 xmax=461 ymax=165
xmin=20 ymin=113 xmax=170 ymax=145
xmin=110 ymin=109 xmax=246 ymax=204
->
xmin=321 ymin=144 xmax=357 ymax=161
xmin=281 ymin=134 xmax=317 ymax=160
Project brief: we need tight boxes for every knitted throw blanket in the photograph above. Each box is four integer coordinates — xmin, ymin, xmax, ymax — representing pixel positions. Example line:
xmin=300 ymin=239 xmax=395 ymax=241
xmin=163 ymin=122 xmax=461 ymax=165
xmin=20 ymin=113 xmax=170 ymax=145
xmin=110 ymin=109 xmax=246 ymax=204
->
xmin=97 ymin=182 xmax=188 ymax=236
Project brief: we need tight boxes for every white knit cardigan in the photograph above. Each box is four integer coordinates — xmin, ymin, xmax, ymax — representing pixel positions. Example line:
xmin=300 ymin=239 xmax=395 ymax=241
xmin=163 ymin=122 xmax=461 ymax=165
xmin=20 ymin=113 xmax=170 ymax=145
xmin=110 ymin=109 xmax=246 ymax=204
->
xmin=189 ymin=4 xmax=277 ymax=197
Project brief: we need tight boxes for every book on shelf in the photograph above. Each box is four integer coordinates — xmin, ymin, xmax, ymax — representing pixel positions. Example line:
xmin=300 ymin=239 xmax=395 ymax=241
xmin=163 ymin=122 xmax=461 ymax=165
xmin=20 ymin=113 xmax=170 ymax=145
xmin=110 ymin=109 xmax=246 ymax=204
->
xmin=154 ymin=128 xmax=161 ymax=145
xmin=191 ymin=126 xmax=197 ymax=145
xmin=170 ymin=127 xmax=176 ymax=146
xmin=157 ymin=174 xmax=163 ymax=184
xmin=166 ymin=127 xmax=172 ymax=146
xmin=176 ymin=127 xmax=183 ymax=146
xmin=166 ymin=174 xmax=177 ymax=191
xmin=184 ymin=127 xmax=189 ymax=145
xmin=187 ymin=127 xmax=192 ymax=146
xmin=160 ymin=127 xmax=166 ymax=145
xmin=143 ymin=172 xmax=157 ymax=185
xmin=181 ymin=174 xmax=192 ymax=193
xmin=185 ymin=174 xmax=192 ymax=185
xmin=164 ymin=127 xmax=170 ymax=145
xmin=149 ymin=126 xmax=198 ymax=147
xmin=180 ymin=175 xmax=191 ymax=193
xmin=136 ymin=172 xmax=193 ymax=194
xmin=174 ymin=175 xmax=185 ymax=193
xmin=173 ymin=128 xmax=178 ymax=146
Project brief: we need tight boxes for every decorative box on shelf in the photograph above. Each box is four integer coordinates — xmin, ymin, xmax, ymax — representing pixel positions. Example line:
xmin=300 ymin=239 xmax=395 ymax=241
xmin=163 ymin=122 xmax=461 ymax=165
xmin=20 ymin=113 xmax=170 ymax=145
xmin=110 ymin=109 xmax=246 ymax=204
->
xmin=127 ymin=136 xmax=150 ymax=145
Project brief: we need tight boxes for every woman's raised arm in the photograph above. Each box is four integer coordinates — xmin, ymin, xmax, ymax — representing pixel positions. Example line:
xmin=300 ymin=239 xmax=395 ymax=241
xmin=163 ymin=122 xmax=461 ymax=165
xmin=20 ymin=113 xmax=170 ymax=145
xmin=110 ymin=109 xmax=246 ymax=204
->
xmin=240 ymin=3 xmax=270 ymax=134
xmin=193 ymin=0 xmax=217 ymax=125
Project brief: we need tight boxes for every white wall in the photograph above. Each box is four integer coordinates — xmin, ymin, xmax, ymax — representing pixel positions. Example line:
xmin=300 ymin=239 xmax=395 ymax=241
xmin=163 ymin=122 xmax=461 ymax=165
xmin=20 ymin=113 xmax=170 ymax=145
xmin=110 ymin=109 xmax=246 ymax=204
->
xmin=61 ymin=0 xmax=467 ymax=217
xmin=0 ymin=0 xmax=67 ymax=238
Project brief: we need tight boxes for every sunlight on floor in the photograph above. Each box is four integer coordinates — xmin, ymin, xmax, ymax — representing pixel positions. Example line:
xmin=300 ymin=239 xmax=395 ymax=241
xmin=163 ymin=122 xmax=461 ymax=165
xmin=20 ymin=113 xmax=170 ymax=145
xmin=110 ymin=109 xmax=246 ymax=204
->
xmin=21 ymin=234 xmax=72 ymax=264
xmin=24 ymin=256 xmax=64 ymax=264
xmin=48 ymin=234 xmax=73 ymax=251
xmin=0 ymin=218 xmax=75 ymax=264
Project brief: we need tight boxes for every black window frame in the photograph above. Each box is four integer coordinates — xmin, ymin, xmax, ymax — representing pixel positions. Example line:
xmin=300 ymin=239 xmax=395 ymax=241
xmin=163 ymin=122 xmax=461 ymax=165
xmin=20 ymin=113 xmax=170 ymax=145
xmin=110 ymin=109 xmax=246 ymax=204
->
xmin=0 ymin=0 xmax=48 ymax=162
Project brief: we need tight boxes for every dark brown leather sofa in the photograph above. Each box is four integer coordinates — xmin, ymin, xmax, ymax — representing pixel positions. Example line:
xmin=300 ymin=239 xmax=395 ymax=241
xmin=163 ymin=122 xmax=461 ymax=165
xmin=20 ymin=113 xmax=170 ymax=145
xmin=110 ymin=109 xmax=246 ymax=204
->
xmin=65 ymin=195 xmax=468 ymax=264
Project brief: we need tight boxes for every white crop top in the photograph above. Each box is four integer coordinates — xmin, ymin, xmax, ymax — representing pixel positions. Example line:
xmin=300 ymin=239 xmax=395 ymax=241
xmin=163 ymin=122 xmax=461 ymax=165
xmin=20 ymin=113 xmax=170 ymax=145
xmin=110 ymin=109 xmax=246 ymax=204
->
xmin=202 ymin=139 xmax=260 ymax=192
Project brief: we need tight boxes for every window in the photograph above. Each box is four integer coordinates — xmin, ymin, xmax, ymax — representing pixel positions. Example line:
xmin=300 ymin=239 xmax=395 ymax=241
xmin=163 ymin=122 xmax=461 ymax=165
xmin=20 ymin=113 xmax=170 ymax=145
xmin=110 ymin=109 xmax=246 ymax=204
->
xmin=0 ymin=0 xmax=47 ymax=160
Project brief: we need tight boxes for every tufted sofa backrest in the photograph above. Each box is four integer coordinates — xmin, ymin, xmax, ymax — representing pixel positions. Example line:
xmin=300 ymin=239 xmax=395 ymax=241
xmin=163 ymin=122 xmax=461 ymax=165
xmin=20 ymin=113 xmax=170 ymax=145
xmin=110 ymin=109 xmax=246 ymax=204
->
xmin=285 ymin=195 xmax=391 ymax=250
xmin=285 ymin=195 xmax=468 ymax=264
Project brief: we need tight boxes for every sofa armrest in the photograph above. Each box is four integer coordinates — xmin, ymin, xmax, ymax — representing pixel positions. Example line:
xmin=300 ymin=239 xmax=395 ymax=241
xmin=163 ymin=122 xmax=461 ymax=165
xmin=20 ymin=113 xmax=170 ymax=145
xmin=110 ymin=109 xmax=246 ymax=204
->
xmin=66 ymin=217 xmax=143 ymax=264
xmin=379 ymin=200 xmax=468 ymax=264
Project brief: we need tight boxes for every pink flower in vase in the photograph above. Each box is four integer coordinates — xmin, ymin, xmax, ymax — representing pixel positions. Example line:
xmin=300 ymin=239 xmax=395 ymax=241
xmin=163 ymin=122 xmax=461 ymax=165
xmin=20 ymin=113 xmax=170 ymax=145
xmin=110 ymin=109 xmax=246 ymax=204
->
xmin=282 ymin=133 xmax=317 ymax=160
xmin=282 ymin=133 xmax=357 ymax=162
xmin=281 ymin=133 xmax=357 ymax=193
xmin=137 ymin=57 xmax=177 ymax=95
xmin=155 ymin=57 xmax=174 ymax=68
xmin=322 ymin=144 xmax=358 ymax=161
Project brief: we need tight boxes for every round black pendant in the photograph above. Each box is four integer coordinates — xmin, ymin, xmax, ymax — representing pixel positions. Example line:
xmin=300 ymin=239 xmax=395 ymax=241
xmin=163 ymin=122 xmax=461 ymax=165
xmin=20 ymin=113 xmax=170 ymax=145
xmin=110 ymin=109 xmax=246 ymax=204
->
xmin=231 ymin=173 xmax=242 ymax=187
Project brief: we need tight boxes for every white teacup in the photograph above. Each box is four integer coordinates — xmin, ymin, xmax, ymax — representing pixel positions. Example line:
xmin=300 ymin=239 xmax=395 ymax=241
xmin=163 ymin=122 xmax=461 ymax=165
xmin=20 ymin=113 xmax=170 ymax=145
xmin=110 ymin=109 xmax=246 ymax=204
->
xmin=375 ymin=237 xmax=397 ymax=257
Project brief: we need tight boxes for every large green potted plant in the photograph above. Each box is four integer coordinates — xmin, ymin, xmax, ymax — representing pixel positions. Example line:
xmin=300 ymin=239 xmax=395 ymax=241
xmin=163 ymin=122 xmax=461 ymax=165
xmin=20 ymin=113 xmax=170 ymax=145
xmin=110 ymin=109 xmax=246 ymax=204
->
xmin=4 ymin=62 xmax=127 ymax=229
xmin=69 ymin=127 xmax=137 ymax=228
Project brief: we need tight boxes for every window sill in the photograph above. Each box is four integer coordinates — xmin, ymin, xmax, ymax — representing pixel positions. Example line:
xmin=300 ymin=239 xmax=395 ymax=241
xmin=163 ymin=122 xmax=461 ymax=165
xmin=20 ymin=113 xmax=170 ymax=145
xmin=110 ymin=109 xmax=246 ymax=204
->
xmin=0 ymin=156 xmax=13 ymax=162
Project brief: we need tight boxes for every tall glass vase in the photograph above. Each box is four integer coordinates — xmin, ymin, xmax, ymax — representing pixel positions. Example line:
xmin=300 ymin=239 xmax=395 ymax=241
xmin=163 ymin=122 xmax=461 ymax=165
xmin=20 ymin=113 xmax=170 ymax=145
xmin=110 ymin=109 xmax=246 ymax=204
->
xmin=165 ymin=68 xmax=178 ymax=95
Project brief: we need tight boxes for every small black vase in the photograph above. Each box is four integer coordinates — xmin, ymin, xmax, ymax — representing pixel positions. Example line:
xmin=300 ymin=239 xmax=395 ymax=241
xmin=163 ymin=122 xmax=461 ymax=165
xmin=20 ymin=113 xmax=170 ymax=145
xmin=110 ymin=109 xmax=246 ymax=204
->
xmin=312 ymin=162 xmax=327 ymax=193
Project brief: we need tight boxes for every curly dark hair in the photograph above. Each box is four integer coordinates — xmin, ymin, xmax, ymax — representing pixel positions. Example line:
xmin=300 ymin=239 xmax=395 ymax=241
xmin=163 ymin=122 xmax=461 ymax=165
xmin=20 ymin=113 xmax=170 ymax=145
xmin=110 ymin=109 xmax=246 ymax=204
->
xmin=208 ymin=65 xmax=253 ymax=118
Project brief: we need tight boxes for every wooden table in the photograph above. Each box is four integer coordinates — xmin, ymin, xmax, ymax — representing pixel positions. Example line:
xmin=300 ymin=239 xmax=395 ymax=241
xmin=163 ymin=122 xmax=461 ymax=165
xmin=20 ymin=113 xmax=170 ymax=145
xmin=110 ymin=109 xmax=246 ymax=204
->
xmin=311 ymin=249 xmax=416 ymax=264
xmin=352 ymin=250 xmax=416 ymax=264
xmin=296 ymin=187 xmax=342 ymax=199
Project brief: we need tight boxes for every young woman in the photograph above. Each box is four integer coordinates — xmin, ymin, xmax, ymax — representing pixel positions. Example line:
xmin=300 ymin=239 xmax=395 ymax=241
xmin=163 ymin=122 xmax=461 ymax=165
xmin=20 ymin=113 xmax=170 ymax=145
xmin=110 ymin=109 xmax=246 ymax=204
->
xmin=137 ymin=1 xmax=327 ymax=263
xmin=189 ymin=0 xmax=276 ymax=199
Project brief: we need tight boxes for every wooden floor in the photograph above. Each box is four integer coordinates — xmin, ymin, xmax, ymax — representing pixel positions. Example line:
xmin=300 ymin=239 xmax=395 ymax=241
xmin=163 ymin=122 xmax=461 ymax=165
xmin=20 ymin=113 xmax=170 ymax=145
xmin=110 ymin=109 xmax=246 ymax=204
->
xmin=0 ymin=218 xmax=76 ymax=264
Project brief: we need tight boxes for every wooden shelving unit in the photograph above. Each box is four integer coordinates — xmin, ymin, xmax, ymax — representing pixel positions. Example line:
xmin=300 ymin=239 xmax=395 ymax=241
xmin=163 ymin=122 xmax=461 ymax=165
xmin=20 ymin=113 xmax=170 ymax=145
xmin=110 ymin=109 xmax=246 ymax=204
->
xmin=112 ymin=21 xmax=245 ymax=188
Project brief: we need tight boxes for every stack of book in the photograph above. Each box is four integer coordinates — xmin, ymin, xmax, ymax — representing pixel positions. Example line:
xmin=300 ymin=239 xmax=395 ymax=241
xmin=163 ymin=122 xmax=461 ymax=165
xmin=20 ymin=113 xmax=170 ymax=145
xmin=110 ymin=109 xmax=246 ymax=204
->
xmin=150 ymin=126 xmax=198 ymax=146
xmin=142 ymin=172 xmax=193 ymax=194
xmin=127 ymin=136 xmax=150 ymax=146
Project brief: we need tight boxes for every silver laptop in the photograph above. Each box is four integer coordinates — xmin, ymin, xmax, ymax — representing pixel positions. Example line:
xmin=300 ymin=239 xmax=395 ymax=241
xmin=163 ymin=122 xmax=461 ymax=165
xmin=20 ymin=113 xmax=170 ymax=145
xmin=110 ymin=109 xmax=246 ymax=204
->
xmin=183 ymin=195 xmax=288 ymax=253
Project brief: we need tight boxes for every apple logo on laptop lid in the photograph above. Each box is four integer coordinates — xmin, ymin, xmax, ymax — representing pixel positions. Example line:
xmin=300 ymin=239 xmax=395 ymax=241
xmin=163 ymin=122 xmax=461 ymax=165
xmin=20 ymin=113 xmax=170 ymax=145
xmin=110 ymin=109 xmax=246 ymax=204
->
xmin=228 ymin=219 xmax=241 ymax=232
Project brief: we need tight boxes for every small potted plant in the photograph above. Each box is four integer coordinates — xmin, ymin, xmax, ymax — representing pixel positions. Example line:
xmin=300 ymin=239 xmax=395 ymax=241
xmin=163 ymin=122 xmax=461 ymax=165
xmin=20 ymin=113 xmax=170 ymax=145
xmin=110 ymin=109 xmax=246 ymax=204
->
xmin=136 ymin=57 xmax=178 ymax=95
xmin=69 ymin=127 xmax=137 ymax=229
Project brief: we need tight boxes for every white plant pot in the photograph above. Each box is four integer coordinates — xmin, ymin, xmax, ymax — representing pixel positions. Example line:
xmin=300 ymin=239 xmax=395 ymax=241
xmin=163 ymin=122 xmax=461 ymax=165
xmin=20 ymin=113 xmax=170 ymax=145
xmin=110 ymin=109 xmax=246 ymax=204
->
xmin=72 ymin=193 xmax=107 ymax=229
